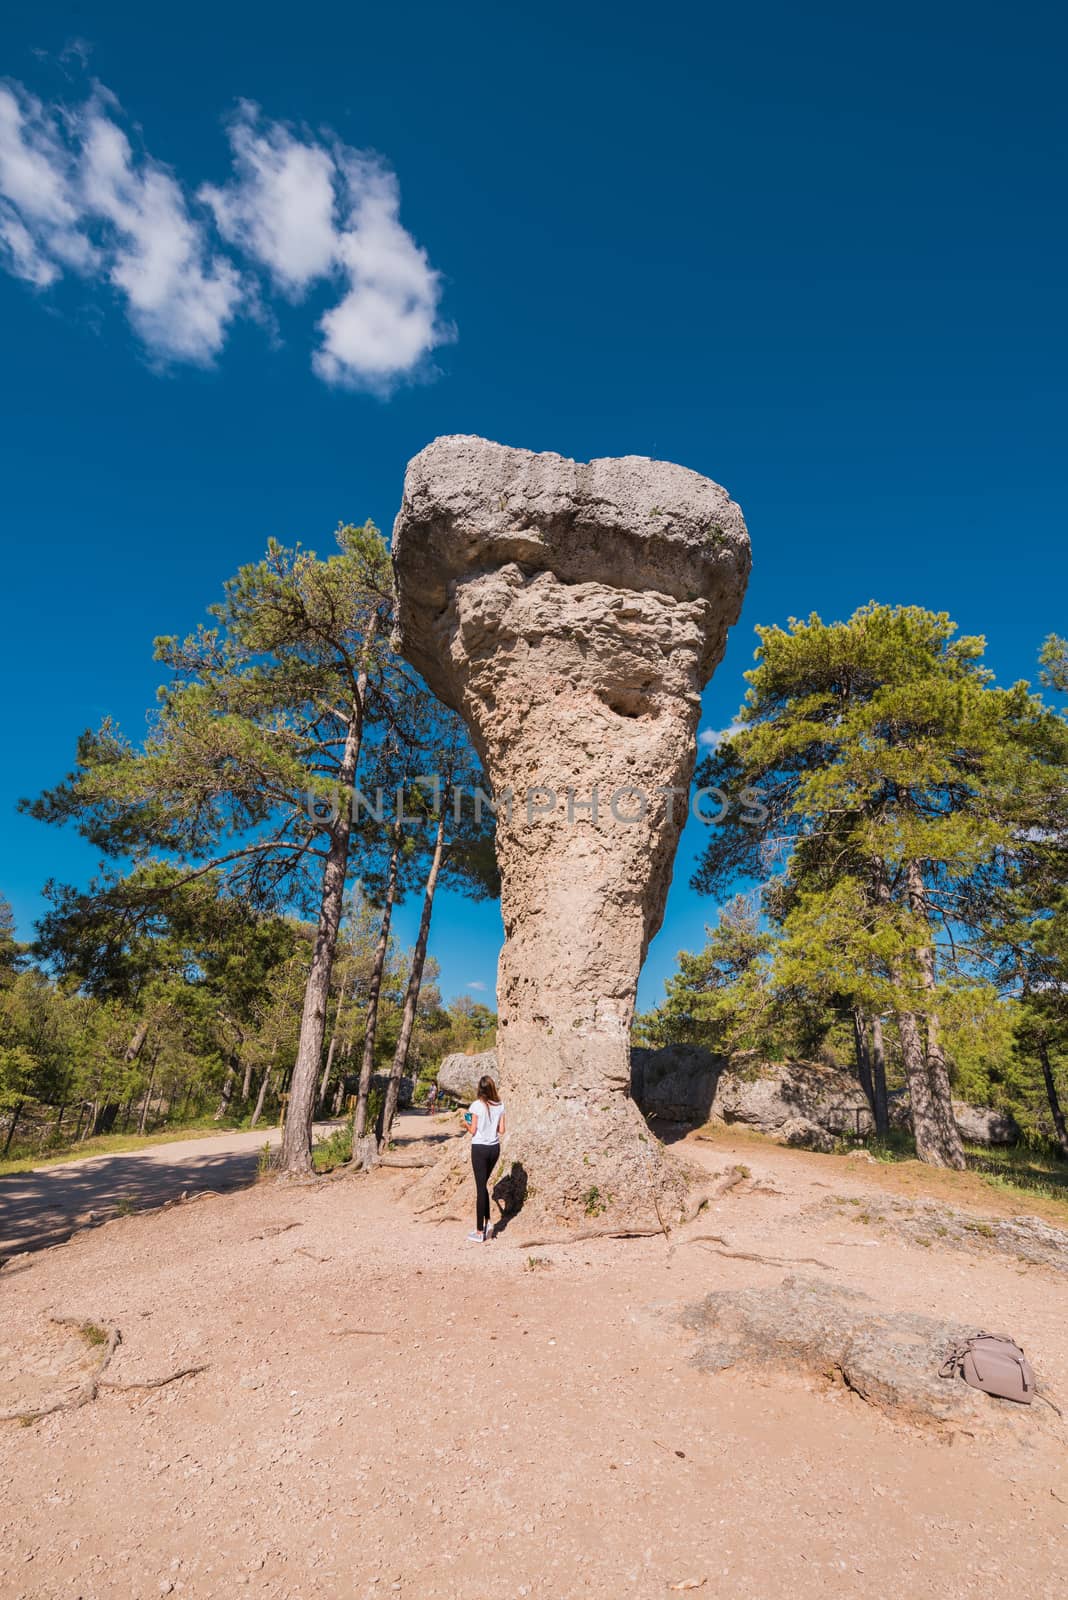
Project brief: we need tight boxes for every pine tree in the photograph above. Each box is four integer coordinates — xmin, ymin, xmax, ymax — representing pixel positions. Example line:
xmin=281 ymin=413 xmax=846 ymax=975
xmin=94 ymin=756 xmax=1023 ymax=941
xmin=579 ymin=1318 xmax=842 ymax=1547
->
xmin=23 ymin=525 xmax=395 ymax=1174
xmin=692 ymin=604 xmax=1050 ymax=1168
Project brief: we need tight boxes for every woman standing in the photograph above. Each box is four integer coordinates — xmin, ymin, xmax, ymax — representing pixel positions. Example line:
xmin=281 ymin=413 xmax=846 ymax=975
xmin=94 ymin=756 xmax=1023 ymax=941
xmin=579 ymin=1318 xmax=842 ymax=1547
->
xmin=463 ymin=1074 xmax=505 ymax=1242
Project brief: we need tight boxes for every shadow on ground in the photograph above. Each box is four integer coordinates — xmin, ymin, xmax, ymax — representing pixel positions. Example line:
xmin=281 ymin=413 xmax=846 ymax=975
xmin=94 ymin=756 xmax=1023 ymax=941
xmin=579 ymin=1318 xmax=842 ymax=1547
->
xmin=0 ymin=1145 xmax=269 ymax=1256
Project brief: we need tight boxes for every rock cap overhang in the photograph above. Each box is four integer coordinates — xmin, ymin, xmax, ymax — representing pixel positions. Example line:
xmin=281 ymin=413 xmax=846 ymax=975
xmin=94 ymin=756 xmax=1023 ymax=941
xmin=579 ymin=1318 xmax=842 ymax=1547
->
xmin=391 ymin=433 xmax=751 ymax=704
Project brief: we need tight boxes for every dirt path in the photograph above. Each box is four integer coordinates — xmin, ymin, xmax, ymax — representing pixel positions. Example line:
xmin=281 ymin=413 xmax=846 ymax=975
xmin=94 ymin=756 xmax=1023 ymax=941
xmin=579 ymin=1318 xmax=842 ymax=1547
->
xmin=0 ymin=1121 xmax=341 ymax=1256
xmin=1 ymin=1121 xmax=1065 ymax=1599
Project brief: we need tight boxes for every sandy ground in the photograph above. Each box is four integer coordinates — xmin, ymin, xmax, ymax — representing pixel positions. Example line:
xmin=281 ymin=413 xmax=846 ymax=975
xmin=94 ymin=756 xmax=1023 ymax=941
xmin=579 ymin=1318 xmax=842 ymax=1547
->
xmin=1 ymin=1117 xmax=1065 ymax=1600
xmin=0 ymin=1121 xmax=341 ymax=1256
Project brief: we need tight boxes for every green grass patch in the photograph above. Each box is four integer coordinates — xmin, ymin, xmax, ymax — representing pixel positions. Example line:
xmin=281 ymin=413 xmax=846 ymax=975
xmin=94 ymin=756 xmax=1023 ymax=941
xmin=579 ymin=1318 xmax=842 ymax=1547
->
xmin=859 ymin=1131 xmax=1068 ymax=1213
xmin=312 ymin=1123 xmax=353 ymax=1172
xmin=965 ymin=1144 xmax=1068 ymax=1209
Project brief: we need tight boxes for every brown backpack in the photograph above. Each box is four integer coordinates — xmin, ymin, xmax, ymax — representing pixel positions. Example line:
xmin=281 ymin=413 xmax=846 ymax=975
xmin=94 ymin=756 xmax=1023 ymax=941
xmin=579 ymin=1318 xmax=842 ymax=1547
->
xmin=940 ymin=1333 xmax=1035 ymax=1405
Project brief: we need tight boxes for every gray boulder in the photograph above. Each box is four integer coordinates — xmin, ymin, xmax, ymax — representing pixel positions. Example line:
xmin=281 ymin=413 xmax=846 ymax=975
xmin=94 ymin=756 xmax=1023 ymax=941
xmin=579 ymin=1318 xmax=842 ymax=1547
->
xmin=630 ymin=1043 xmax=724 ymax=1121
xmin=950 ymin=1101 xmax=1020 ymax=1146
xmin=889 ymin=1093 xmax=1020 ymax=1147
xmin=632 ymin=1048 xmax=871 ymax=1147
xmin=712 ymin=1059 xmax=873 ymax=1145
xmin=436 ymin=1049 xmax=500 ymax=1104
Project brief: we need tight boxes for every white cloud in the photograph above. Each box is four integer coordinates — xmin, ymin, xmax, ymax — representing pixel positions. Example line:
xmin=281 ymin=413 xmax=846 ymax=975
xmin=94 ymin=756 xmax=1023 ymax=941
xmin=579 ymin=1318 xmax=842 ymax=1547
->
xmin=201 ymin=102 xmax=336 ymax=295
xmin=80 ymin=105 xmax=243 ymax=362
xmin=0 ymin=82 xmax=448 ymax=385
xmin=0 ymin=84 xmax=93 ymax=284
xmin=0 ymin=82 xmax=242 ymax=363
xmin=206 ymin=104 xmax=448 ymax=389
xmin=314 ymin=152 xmax=445 ymax=388
xmin=0 ymin=202 xmax=58 ymax=286
xmin=698 ymin=722 xmax=745 ymax=749
xmin=467 ymin=980 xmax=488 ymax=992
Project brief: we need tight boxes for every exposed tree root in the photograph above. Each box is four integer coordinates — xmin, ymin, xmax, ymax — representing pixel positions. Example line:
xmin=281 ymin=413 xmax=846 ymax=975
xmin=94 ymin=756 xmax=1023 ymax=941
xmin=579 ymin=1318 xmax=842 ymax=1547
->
xmin=0 ymin=1316 xmax=119 ymax=1424
xmin=0 ymin=1316 xmax=208 ymax=1424
xmin=689 ymin=1238 xmax=832 ymax=1270
xmin=516 ymin=1224 xmax=668 ymax=1248
xmin=99 ymin=1363 xmax=210 ymax=1392
xmin=713 ymin=1167 xmax=751 ymax=1197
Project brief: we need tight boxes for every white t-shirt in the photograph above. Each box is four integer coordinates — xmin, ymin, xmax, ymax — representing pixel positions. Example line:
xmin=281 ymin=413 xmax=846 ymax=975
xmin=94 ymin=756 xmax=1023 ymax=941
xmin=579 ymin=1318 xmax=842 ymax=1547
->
xmin=468 ymin=1099 xmax=504 ymax=1145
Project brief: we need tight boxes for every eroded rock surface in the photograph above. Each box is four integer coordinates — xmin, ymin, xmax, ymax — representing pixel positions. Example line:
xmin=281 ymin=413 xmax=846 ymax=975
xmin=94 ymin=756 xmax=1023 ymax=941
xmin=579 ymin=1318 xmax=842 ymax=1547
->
xmin=887 ymin=1093 xmax=1021 ymax=1147
xmin=443 ymin=1043 xmax=1016 ymax=1160
xmin=632 ymin=1049 xmax=872 ymax=1147
xmin=394 ymin=436 xmax=750 ymax=1227
xmin=436 ymin=1049 xmax=500 ymax=1105
xmin=682 ymin=1275 xmax=1053 ymax=1435
xmin=819 ymin=1194 xmax=1068 ymax=1275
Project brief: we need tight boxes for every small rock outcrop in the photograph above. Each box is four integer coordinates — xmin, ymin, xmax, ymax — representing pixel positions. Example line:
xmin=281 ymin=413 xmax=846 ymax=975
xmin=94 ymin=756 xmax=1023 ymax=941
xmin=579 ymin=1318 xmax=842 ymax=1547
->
xmin=711 ymin=1060 xmax=873 ymax=1149
xmin=395 ymin=436 xmax=750 ymax=1229
xmin=818 ymin=1194 xmax=1068 ymax=1275
xmin=682 ymin=1275 xmax=1052 ymax=1436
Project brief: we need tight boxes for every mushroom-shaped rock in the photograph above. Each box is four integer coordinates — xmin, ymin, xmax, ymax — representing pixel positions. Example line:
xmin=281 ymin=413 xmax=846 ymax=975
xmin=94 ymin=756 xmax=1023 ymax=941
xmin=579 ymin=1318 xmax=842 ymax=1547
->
xmin=393 ymin=436 xmax=751 ymax=1231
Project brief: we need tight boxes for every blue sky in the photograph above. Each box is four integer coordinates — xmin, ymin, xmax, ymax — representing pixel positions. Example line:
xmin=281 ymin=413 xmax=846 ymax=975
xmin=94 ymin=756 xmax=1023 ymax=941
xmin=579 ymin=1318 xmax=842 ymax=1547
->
xmin=1 ymin=0 xmax=1065 ymax=1011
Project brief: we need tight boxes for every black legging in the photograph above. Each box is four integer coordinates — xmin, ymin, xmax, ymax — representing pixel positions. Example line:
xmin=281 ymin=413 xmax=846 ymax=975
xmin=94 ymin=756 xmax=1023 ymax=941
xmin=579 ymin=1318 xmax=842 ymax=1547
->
xmin=471 ymin=1142 xmax=500 ymax=1231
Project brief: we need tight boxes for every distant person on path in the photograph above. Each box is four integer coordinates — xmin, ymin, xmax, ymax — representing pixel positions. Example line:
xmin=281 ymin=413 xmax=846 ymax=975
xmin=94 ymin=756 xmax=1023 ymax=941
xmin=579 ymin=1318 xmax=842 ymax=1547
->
xmin=462 ymin=1074 xmax=505 ymax=1243
xmin=426 ymin=1083 xmax=438 ymax=1116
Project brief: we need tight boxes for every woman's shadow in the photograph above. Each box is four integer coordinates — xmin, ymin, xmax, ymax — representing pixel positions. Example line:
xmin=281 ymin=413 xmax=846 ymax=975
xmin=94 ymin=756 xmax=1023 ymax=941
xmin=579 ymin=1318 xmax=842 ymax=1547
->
xmin=490 ymin=1160 xmax=528 ymax=1237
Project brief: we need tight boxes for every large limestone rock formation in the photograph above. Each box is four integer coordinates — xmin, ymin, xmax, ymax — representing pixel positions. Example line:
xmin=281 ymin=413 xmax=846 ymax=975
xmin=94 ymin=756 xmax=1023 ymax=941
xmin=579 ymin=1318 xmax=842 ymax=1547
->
xmin=442 ymin=1045 xmax=872 ymax=1151
xmin=393 ymin=435 xmax=750 ymax=1229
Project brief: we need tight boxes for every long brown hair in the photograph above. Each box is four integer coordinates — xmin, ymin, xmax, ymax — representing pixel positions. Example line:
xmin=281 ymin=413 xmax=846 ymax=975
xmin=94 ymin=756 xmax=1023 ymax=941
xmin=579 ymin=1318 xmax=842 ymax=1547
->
xmin=477 ymin=1075 xmax=500 ymax=1107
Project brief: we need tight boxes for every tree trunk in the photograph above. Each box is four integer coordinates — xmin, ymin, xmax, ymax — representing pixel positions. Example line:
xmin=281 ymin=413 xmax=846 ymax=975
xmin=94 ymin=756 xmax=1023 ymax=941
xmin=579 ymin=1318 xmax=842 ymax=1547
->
xmin=137 ymin=1057 xmax=158 ymax=1136
xmin=869 ymin=1013 xmax=889 ymax=1137
xmin=897 ymin=861 xmax=965 ymax=1169
xmin=1036 ymin=1037 xmax=1068 ymax=1157
xmin=280 ymin=771 xmax=356 ymax=1173
xmin=250 ymin=1047 xmax=277 ymax=1131
xmin=215 ymin=1056 xmax=239 ymax=1122
xmin=2 ymin=1102 xmax=24 ymax=1157
xmin=152 ymin=1078 xmax=168 ymax=1127
xmin=354 ymin=824 xmax=402 ymax=1141
xmin=281 ymin=631 xmax=374 ymax=1175
xmin=852 ymin=1007 xmax=874 ymax=1116
xmin=124 ymin=1016 xmax=151 ymax=1064
xmin=241 ymin=1055 xmax=254 ymax=1104
xmin=331 ymin=1073 xmax=347 ymax=1118
xmin=92 ymin=1102 xmax=119 ymax=1136
xmin=317 ymin=1024 xmax=340 ymax=1114
xmin=380 ymin=808 xmax=447 ymax=1147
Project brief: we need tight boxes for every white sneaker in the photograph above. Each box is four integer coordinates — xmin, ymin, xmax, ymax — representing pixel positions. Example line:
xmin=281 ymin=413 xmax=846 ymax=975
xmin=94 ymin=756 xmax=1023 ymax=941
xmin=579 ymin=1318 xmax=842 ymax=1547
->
xmin=465 ymin=1230 xmax=483 ymax=1243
